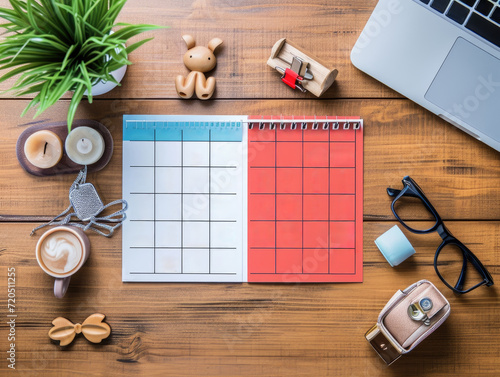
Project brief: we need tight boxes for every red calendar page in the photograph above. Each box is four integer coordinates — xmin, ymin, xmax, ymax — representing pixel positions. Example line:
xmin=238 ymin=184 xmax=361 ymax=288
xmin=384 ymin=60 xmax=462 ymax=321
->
xmin=247 ymin=117 xmax=363 ymax=282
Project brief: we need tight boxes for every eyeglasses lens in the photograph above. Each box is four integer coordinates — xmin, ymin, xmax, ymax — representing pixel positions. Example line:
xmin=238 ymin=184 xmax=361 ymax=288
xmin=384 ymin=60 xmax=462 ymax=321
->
xmin=392 ymin=195 xmax=438 ymax=232
xmin=436 ymin=243 xmax=485 ymax=292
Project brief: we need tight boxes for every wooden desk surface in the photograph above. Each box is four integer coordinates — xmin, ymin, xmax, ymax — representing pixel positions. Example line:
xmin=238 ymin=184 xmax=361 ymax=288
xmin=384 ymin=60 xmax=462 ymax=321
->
xmin=0 ymin=1 xmax=499 ymax=376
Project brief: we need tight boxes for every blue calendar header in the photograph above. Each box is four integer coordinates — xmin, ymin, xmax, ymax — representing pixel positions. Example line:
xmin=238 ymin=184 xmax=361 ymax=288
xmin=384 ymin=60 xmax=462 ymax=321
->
xmin=123 ymin=115 xmax=244 ymax=142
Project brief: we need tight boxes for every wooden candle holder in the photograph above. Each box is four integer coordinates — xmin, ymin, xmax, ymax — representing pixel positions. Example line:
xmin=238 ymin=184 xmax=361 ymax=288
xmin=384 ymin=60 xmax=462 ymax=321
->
xmin=16 ymin=120 xmax=113 ymax=176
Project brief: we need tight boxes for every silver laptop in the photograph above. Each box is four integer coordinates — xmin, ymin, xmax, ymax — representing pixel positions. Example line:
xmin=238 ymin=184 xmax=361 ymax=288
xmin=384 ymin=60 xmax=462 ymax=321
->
xmin=351 ymin=0 xmax=500 ymax=152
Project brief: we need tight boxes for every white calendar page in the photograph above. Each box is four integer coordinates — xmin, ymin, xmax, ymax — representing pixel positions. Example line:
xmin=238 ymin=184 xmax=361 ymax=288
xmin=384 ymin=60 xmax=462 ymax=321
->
xmin=122 ymin=115 xmax=248 ymax=282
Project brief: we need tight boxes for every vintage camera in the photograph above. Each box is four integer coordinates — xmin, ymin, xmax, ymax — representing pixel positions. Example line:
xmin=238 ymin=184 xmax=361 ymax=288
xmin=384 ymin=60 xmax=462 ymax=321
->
xmin=365 ymin=280 xmax=450 ymax=365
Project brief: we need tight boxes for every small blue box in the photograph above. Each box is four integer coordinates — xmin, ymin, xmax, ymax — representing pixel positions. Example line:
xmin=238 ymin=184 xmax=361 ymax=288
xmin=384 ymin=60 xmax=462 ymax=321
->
xmin=374 ymin=225 xmax=416 ymax=267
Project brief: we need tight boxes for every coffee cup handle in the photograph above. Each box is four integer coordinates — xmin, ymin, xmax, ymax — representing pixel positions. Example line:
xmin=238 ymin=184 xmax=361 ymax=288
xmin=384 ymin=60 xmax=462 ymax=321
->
xmin=54 ymin=277 xmax=71 ymax=298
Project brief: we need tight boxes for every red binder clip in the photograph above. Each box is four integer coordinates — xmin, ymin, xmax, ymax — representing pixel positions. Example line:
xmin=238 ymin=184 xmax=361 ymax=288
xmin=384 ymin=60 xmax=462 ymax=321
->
xmin=276 ymin=66 xmax=306 ymax=92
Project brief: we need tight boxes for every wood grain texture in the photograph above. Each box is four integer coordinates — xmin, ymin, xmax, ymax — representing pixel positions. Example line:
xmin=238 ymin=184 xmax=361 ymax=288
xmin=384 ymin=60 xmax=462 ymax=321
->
xmin=0 ymin=222 xmax=498 ymax=376
xmin=0 ymin=99 xmax=498 ymax=219
xmin=0 ymin=0 xmax=498 ymax=376
xmin=0 ymin=0 xmax=397 ymax=100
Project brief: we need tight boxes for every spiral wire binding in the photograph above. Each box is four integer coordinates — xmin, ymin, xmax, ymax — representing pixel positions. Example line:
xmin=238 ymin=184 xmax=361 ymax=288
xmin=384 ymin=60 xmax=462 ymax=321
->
xmin=247 ymin=117 xmax=362 ymax=130
xmin=125 ymin=117 xmax=362 ymax=131
xmin=125 ymin=120 xmax=243 ymax=130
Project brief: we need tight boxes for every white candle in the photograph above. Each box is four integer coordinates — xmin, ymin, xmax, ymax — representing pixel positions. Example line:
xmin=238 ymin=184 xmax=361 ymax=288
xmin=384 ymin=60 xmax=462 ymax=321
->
xmin=65 ymin=126 xmax=105 ymax=165
xmin=24 ymin=130 xmax=63 ymax=169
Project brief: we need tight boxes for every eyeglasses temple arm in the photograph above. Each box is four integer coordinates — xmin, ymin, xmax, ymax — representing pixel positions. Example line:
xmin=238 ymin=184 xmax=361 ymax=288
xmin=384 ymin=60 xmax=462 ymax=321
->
xmin=386 ymin=188 xmax=421 ymax=198
xmin=454 ymin=254 xmax=468 ymax=292
xmin=464 ymin=250 xmax=495 ymax=287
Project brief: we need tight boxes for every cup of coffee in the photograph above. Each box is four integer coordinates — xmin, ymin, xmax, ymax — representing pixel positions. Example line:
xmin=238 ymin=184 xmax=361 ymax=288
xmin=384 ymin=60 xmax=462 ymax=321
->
xmin=35 ymin=226 xmax=90 ymax=298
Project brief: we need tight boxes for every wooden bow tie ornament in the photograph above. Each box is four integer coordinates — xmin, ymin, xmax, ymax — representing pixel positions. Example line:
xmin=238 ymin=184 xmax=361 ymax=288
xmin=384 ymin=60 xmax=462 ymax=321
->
xmin=48 ymin=313 xmax=111 ymax=346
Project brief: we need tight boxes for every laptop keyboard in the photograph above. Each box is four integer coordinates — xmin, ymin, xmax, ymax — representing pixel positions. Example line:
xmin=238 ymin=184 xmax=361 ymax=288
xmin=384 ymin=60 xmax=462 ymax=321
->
xmin=416 ymin=0 xmax=500 ymax=48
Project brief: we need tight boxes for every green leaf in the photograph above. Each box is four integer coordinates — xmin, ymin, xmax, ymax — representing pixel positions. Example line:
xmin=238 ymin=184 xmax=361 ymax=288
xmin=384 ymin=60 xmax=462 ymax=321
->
xmin=124 ymin=37 xmax=154 ymax=56
xmin=77 ymin=61 xmax=93 ymax=102
xmin=110 ymin=24 xmax=165 ymax=41
xmin=67 ymin=82 xmax=86 ymax=132
xmin=0 ymin=0 xmax=165 ymax=123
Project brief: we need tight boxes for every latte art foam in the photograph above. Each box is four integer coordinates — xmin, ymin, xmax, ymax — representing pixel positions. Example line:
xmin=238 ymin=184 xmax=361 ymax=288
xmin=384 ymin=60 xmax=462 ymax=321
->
xmin=40 ymin=232 xmax=82 ymax=275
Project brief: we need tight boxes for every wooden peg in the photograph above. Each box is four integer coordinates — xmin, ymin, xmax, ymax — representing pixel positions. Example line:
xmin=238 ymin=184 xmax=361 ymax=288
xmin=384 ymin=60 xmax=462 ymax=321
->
xmin=267 ymin=38 xmax=338 ymax=97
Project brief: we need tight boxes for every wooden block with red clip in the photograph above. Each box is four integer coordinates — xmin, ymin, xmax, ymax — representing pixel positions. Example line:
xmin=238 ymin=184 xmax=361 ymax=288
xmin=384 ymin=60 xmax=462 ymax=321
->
xmin=267 ymin=38 xmax=338 ymax=97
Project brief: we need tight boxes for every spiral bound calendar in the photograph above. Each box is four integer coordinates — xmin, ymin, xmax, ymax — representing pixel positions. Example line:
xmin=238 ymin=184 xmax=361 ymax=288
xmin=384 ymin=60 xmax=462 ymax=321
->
xmin=122 ymin=115 xmax=363 ymax=283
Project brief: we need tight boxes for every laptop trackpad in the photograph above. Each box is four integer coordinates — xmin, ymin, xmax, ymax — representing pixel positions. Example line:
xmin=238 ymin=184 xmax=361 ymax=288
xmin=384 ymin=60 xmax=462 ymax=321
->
xmin=425 ymin=37 xmax=500 ymax=140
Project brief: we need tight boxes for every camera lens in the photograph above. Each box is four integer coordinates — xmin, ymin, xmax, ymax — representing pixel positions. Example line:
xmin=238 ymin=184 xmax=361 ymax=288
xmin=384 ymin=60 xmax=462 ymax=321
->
xmin=408 ymin=304 xmax=426 ymax=321
xmin=419 ymin=297 xmax=433 ymax=312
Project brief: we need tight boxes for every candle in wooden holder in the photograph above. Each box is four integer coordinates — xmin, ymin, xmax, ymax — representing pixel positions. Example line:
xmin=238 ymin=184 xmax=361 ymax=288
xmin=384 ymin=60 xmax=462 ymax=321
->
xmin=24 ymin=130 xmax=63 ymax=169
xmin=65 ymin=126 xmax=105 ymax=165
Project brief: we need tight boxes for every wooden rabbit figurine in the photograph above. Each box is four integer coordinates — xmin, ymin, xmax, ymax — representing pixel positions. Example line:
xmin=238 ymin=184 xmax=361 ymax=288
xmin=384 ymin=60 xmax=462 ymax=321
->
xmin=175 ymin=35 xmax=223 ymax=100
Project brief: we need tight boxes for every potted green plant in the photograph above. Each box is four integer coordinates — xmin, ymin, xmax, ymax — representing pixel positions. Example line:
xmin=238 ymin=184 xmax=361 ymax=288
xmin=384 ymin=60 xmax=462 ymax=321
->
xmin=0 ymin=0 xmax=164 ymax=131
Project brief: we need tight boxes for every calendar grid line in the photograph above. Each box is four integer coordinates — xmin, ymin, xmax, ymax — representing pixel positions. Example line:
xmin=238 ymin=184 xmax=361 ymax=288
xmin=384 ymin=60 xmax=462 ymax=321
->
xmin=249 ymin=140 xmax=355 ymax=143
xmin=153 ymin=129 xmax=156 ymax=273
xmin=181 ymin=130 xmax=184 ymax=273
xmin=301 ymin=128 xmax=304 ymax=273
xmin=250 ymin=193 xmax=354 ymax=196
xmin=274 ymin=125 xmax=277 ymax=274
xmin=250 ymin=272 xmax=357 ymax=275
xmin=130 ymin=192 xmax=237 ymax=195
xmin=208 ymin=129 xmax=211 ymax=273
xmin=328 ymin=126 xmax=331 ymax=272
xmin=250 ymin=166 xmax=352 ymax=169
xmin=250 ymin=247 xmax=353 ymax=250
xmin=250 ymin=220 xmax=355 ymax=222
xmin=131 ymin=220 xmax=237 ymax=223
xmin=130 ymin=272 xmax=238 ymax=275
xmin=354 ymin=129 xmax=357 ymax=275
xmin=130 ymin=140 xmax=242 ymax=143
xmin=131 ymin=165 xmax=238 ymax=168
xmin=250 ymin=165 xmax=355 ymax=168
xmin=130 ymin=247 xmax=237 ymax=250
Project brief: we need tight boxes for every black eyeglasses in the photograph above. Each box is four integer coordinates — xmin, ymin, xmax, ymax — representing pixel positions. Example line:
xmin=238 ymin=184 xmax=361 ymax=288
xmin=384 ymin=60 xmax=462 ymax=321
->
xmin=387 ymin=176 xmax=494 ymax=294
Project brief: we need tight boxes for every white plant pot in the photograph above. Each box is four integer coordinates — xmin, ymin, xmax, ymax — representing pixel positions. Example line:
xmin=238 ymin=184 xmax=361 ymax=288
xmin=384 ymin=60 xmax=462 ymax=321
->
xmin=85 ymin=64 xmax=127 ymax=96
